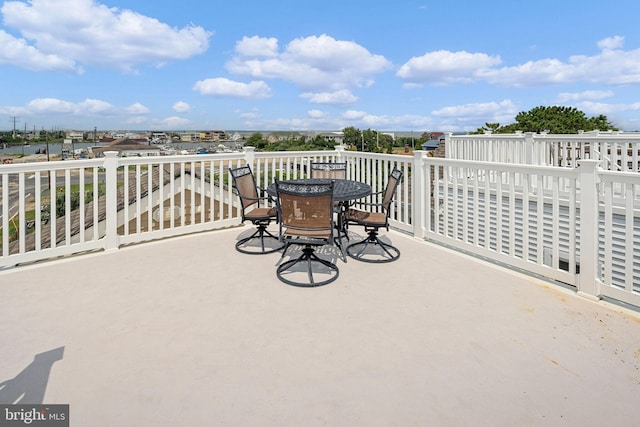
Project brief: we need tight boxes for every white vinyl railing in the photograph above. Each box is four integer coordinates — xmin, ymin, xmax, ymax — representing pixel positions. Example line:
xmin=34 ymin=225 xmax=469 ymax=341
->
xmin=447 ymin=131 xmax=640 ymax=171
xmin=1 ymin=143 xmax=639 ymax=308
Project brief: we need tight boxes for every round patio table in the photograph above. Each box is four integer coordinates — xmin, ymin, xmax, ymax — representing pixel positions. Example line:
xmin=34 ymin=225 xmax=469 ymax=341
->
xmin=266 ymin=178 xmax=371 ymax=202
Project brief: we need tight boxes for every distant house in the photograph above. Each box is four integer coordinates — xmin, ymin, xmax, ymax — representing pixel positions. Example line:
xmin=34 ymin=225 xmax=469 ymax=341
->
xmin=421 ymin=140 xmax=440 ymax=151
xmin=66 ymin=131 xmax=84 ymax=141
xmin=266 ymin=132 xmax=302 ymax=144
xmin=316 ymin=131 xmax=344 ymax=145
xmin=92 ymin=138 xmax=160 ymax=157
xmin=200 ymin=130 xmax=226 ymax=142
xmin=180 ymin=132 xmax=201 ymax=143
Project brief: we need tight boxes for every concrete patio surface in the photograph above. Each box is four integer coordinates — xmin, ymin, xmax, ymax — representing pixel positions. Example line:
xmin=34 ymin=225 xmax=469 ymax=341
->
xmin=1 ymin=226 xmax=640 ymax=426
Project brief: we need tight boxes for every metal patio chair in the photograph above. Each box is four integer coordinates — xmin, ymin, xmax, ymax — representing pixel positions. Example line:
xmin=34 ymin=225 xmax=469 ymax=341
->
xmin=309 ymin=161 xmax=347 ymax=179
xmin=275 ymin=180 xmax=339 ymax=287
xmin=229 ymin=165 xmax=284 ymax=254
xmin=345 ymin=167 xmax=403 ymax=263
xmin=309 ymin=161 xmax=349 ymax=241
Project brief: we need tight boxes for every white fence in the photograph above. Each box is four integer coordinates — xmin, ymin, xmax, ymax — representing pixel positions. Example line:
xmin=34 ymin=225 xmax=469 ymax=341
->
xmin=1 ymin=144 xmax=639 ymax=308
xmin=447 ymin=131 xmax=640 ymax=171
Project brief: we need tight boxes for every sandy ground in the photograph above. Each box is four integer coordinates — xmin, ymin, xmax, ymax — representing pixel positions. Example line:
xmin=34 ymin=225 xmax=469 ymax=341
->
xmin=1 ymin=154 xmax=63 ymax=164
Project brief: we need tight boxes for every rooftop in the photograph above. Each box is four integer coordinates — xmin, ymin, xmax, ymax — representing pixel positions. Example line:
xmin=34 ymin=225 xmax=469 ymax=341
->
xmin=2 ymin=225 xmax=639 ymax=426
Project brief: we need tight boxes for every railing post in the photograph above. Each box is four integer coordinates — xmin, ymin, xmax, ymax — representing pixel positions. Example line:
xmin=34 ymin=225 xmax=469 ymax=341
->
xmin=103 ymin=151 xmax=120 ymax=251
xmin=412 ymin=150 xmax=427 ymax=239
xmin=576 ymin=159 xmax=601 ymax=300
xmin=243 ymin=146 xmax=256 ymax=169
xmin=445 ymin=132 xmax=453 ymax=159
xmin=335 ymin=144 xmax=345 ymax=162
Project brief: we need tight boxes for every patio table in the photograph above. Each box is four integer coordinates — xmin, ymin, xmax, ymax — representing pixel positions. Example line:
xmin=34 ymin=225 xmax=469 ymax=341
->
xmin=266 ymin=178 xmax=371 ymax=202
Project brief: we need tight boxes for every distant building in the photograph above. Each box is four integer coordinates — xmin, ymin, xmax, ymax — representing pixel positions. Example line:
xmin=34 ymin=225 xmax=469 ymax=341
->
xmin=180 ymin=132 xmax=201 ymax=143
xmin=200 ymin=130 xmax=226 ymax=142
xmin=316 ymin=131 xmax=344 ymax=145
xmin=92 ymin=138 xmax=160 ymax=157
xmin=66 ymin=130 xmax=84 ymax=141
xmin=266 ymin=132 xmax=302 ymax=144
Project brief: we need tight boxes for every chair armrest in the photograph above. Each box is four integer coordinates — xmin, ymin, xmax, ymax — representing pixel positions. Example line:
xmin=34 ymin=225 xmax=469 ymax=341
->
xmin=257 ymin=186 xmax=277 ymax=203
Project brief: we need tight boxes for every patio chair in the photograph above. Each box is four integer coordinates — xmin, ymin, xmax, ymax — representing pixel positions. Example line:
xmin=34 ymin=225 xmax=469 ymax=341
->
xmin=309 ymin=161 xmax=347 ymax=179
xmin=345 ymin=167 xmax=403 ymax=263
xmin=229 ymin=165 xmax=284 ymax=254
xmin=309 ymin=161 xmax=348 ymax=240
xmin=275 ymin=180 xmax=339 ymax=287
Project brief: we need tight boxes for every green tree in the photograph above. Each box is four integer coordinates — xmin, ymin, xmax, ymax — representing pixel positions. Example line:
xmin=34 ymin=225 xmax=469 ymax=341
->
xmin=245 ymin=132 xmax=266 ymax=149
xmin=478 ymin=106 xmax=618 ymax=134
xmin=342 ymin=127 xmax=362 ymax=150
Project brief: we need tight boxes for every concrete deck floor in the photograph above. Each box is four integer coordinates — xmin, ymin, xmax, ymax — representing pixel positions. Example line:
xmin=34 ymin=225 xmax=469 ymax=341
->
xmin=1 ymin=226 xmax=640 ymax=426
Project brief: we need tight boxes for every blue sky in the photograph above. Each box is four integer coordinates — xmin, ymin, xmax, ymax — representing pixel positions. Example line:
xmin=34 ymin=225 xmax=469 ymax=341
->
xmin=1 ymin=0 xmax=640 ymax=132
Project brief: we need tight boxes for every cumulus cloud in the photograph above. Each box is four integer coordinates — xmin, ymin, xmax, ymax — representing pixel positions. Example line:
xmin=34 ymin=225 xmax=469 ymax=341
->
xmin=235 ymin=36 xmax=279 ymax=58
xmin=431 ymin=100 xmax=519 ymax=127
xmin=0 ymin=29 xmax=79 ymax=72
xmin=193 ymin=77 xmax=272 ymax=98
xmin=0 ymin=0 xmax=211 ymax=73
xmin=556 ymin=90 xmax=614 ymax=103
xmin=225 ymin=34 xmax=392 ymax=91
xmin=173 ymin=101 xmax=191 ymax=113
xmin=398 ymin=36 xmax=640 ymax=87
xmin=27 ymin=97 xmax=116 ymax=115
xmin=598 ymin=36 xmax=624 ymax=51
xmin=300 ymin=89 xmax=357 ymax=105
xmin=126 ymin=102 xmax=150 ymax=114
xmin=397 ymin=50 xmax=502 ymax=85
xmin=152 ymin=116 xmax=192 ymax=129
xmin=307 ymin=110 xmax=326 ymax=119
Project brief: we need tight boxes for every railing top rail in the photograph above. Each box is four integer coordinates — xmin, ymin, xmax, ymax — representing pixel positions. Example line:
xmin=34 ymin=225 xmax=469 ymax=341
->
xmin=425 ymin=157 xmax=579 ymax=176
xmin=0 ymin=157 xmax=103 ymax=172
xmin=449 ymin=132 xmax=640 ymax=142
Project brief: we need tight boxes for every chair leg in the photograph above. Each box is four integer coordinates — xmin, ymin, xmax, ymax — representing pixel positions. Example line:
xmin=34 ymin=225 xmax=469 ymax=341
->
xmin=236 ymin=223 xmax=284 ymax=254
xmin=346 ymin=230 xmax=400 ymax=263
xmin=276 ymin=246 xmax=339 ymax=287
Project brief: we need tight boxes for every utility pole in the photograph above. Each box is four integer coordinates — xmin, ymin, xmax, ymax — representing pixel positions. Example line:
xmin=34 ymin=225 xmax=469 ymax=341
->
xmin=45 ymin=129 xmax=50 ymax=161
xmin=10 ymin=116 xmax=19 ymax=139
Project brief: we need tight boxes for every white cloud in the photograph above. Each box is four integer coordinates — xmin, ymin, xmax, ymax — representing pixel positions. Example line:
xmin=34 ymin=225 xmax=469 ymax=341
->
xmin=152 ymin=116 xmax=192 ymax=129
xmin=26 ymin=97 xmax=116 ymax=115
xmin=398 ymin=36 xmax=640 ymax=87
xmin=0 ymin=0 xmax=211 ymax=73
xmin=27 ymin=98 xmax=75 ymax=113
xmin=173 ymin=101 xmax=191 ymax=113
xmin=125 ymin=102 xmax=150 ymax=114
xmin=598 ymin=36 xmax=624 ymax=51
xmin=193 ymin=77 xmax=272 ymax=98
xmin=432 ymin=100 xmax=519 ymax=127
xmin=235 ymin=36 xmax=279 ymax=58
xmin=239 ymin=108 xmax=262 ymax=119
xmin=0 ymin=29 xmax=80 ymax=72
xmin=397 ymin=50 xmax=502 ymax=85
xmin=556 ymin=90 xmax=614 ymax=103
xmin=574 ymin=100 xmax=640 ymax=116
xmin=300 ymin=89 xmax=357 ymax=105
xmin=307 ymin=110 xmax=326 ymax=119
xmin=225 ymin=34 xmax=392 ymax=91
xmin=343 ymin=110 xmax=367 ymax=120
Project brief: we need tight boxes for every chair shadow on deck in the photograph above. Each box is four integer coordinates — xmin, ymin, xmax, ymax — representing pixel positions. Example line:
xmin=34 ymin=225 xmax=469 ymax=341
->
xmin=234 ymin=226 xmax=284 ymax=254
xmin=342 ymin=230 xmax=399 ymax=263
xmin=0 ymin=346 xmax=64 ymax=404
xmin=274 ymin=243 xmax=343 ymax=287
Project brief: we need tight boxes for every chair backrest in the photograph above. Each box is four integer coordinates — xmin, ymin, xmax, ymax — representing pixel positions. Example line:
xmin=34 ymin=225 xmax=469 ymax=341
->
xmin=381 ymin=168 xmax=403 ymax=214
xmin=275 ymin=180 xmax=335 ymax=238
xmin=229 ymin=165 xmax=259 ymax=210
xmin=309 ymin=162 xmax=347 ymax=179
